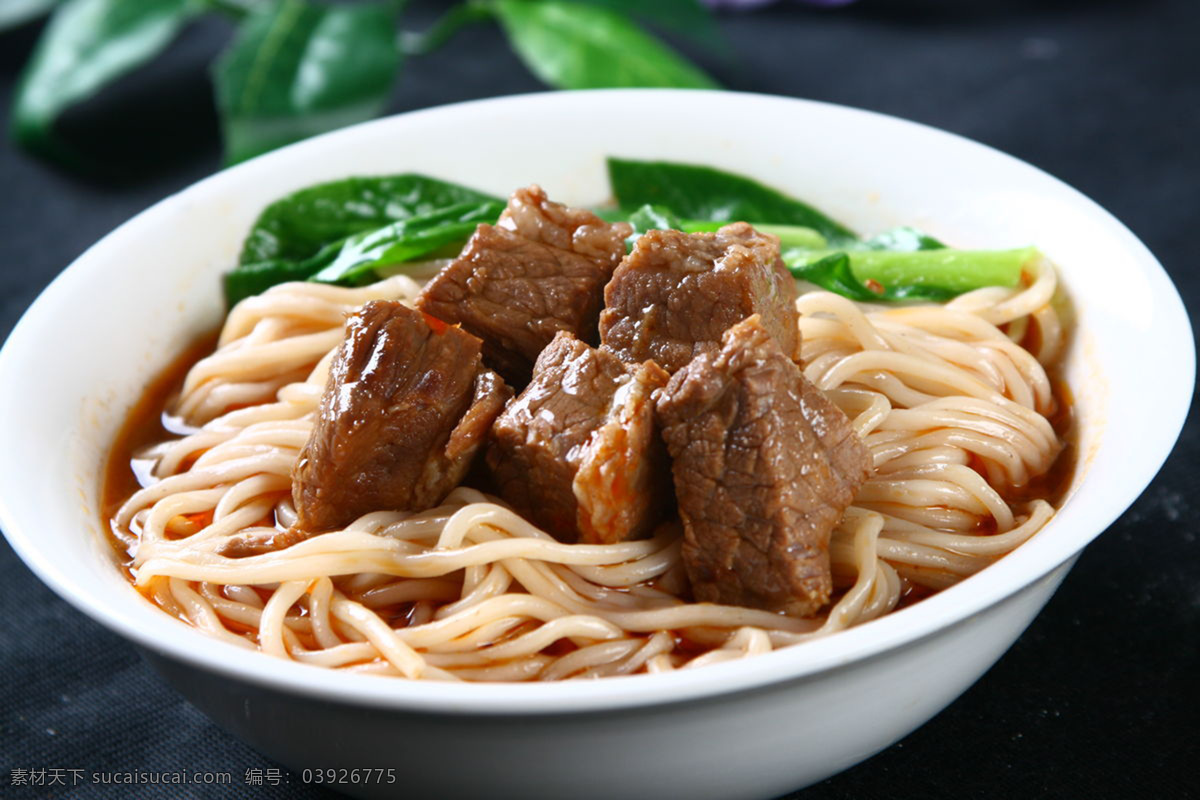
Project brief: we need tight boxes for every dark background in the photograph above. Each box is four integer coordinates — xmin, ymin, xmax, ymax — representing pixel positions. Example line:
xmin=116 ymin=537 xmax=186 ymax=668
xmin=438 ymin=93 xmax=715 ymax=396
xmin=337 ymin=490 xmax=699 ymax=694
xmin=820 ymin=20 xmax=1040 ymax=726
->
xmin=1 ymin=1 xmax=1196 ymax=797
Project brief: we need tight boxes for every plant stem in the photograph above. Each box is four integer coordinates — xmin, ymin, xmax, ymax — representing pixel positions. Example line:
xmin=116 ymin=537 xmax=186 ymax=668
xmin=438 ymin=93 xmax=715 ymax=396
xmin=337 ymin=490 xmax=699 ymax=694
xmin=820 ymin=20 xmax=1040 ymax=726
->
xmin=201 ymin=0 xmax=263 ymax=20
xmin=400 ymin=0 xmax=494 ymax=56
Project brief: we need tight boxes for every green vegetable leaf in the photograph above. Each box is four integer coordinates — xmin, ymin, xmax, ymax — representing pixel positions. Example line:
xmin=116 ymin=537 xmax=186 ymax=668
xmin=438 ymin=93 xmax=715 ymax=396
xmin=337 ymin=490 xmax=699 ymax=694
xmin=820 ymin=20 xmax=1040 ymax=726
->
xmin=786 ymin=246 xmax=1035 ymax=302
xmin=228 ymin=179 xmax=505 ymax=305
xmin=790 ymin=252 xmax=889 ymax=302
xmin=212 ymin=0 xmax=402 ymax=165
xmin=493 ymin=0 xmax=717 ymax=90
xmin=240 ymin=174 xmax=501 ymax=265
xmin=862 ymin=225 xmax=947 ymax=252
xmin=591 ymin=206 xmax=632 ymax=224
xmin=10 ymin=0 xmax=196 ymax=159
xmin=224 ymin=254 xmax=333 ymax=308
xmin=0 ymin=0 xmax=60 ymax=31
xmin=680 ymin=220 xmax=826 ymax=249
xmin=607 ymin=158 xmax=857 ymax=244
xmin=623 ymin=202 xmax=826 ymax=251
xmin=626 ymin=203 xmax=685 ymax=236
xmin=309 ymin=200 xmax=504 ymax=285
xmin=620 ymin=203 xmax=686 ymax=251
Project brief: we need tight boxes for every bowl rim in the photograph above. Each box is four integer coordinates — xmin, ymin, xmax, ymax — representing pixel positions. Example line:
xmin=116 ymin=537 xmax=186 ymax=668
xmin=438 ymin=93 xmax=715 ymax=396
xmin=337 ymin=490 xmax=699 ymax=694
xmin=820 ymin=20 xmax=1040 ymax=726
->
xmin=0 ymin=89 xmax=1193 ymax=715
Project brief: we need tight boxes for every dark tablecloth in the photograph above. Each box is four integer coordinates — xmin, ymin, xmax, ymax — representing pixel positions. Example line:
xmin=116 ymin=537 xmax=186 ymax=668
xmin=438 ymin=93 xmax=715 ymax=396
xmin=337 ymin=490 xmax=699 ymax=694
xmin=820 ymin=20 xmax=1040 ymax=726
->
xmin=1 ymin=1 xmax=1196 ymax=797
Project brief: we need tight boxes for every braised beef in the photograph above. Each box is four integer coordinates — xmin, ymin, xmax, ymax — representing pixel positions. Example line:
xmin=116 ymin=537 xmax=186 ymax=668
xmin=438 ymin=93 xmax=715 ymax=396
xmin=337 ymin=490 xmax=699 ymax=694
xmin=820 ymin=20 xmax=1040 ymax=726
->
xmin=655 ymin=315 xmax=871 ymax=616
xmin=487 ymin=331 xmax=670 ymax=544
xmin=416 ymin=186 xmax=631 ymax=385
xmin=599 ymin=222 xmax=800 ymax=374
xmin=292 ymin=300 xmax=509 ymax=532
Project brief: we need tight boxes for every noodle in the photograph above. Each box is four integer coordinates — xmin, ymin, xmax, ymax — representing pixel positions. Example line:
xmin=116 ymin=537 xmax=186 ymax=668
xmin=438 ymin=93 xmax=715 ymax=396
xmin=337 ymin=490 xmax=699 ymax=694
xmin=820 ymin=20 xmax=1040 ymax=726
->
xmin=111 ymin=258 xmax=1067 ymax=681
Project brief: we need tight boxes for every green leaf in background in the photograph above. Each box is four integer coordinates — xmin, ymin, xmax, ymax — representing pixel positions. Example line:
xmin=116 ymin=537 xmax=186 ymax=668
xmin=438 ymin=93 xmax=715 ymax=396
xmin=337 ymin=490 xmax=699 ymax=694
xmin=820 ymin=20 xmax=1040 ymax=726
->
xmin=786 ymin=246 xmax=1034 ymax=301
xmin=400 ymin=1 xmax=493 ymax=56
xmin=607 ymin=158 xmax=857 ymax=244
xmin=0 ymin=0 xmax=60 ymax=32
xmin=212 ymin=0 xmax=401 ymax=165
xmin=309 ymin=199 xmax=505 ymax=285
xmin=575 ymin=0 xmax=724 ymax=50
xmin=10 ymin=0 xmax=196 ymax=159
xmin=240 ymin=173 xmax=500 ymax=265
xmin=493 ymin=0 xmax=717 ymax=90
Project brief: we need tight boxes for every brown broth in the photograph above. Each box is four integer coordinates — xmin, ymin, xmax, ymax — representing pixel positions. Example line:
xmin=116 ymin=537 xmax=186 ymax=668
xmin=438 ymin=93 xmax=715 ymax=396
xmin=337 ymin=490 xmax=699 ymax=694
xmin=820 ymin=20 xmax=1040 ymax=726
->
xmin=101 ymin=330 xmax=219 ymax=564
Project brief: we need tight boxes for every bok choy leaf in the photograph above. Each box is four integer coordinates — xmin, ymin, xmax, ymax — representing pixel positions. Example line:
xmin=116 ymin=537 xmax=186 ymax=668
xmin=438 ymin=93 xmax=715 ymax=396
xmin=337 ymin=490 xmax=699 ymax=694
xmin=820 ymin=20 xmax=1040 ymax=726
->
xmin=786 ymin=247 xmax=1035 ymax=302
xmin=225 ymin=174 xmax=503 ymax=305
xmin=308 ymin=200 xmax=504 ymax=286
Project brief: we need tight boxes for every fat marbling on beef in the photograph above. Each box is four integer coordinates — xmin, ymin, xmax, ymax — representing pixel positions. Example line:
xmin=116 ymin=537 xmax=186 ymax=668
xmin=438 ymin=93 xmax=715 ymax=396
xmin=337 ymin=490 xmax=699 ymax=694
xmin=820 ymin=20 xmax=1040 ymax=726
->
xmin=416 ymin=186 xmax=631 ymax=385
xmin=291 ymin=300 xmax=509 ymax=533
xmin=487 ymin=331 xmax=670 ymax=544
xmin=599 ymin=222 xmax=800 ymax=374
xmin=655 ymin=314 xmax=871 ymax=616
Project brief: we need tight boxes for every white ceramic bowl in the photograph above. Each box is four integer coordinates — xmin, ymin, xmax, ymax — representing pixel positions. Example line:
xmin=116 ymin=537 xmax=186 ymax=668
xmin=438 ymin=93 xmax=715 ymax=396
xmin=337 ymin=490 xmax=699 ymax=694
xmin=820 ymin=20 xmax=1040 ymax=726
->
xmin=0 ymin=91 xmax=1191 ymax=799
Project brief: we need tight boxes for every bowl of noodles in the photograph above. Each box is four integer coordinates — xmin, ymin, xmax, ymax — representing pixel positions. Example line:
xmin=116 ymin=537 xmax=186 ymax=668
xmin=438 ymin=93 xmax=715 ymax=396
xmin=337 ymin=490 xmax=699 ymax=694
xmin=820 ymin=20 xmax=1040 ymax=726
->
xmin=0 ymin=91 xmax=1191 ymax=799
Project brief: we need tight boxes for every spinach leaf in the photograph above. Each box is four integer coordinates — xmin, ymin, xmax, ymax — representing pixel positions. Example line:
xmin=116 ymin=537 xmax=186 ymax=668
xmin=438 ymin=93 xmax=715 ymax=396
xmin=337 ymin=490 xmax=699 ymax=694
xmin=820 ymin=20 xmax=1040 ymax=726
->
xmin=240 ymin=174 xmax=501 ymax=265
xmin=493 ymin=1 xmax=717 ymax=90
xmin=607 ymin=158 xmax=857 ymax=244
xmin=0 ymin=0 xmax=60 ymax=32
xmin=212 ymin=0 xmax=401 ymax=165
xmin=10 ymin=0 xmax=196 ymax=159
xmin=309 ymin=200 xmax=504 ymax=286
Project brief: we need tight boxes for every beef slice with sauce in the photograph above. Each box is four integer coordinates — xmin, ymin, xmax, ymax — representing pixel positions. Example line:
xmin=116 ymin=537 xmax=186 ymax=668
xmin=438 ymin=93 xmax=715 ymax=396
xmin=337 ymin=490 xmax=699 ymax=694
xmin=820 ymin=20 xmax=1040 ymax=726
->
xmin=487 ymin=331 xmax=670 ymax=544
xmin=599 ymin=222 xmax=800 ymax=375
xmin=655 ymin=315 xmax=871 ymax=616
xmin=416 ymin=186 xmax=632 ymax=385
xmin=291 ymin=300 xmax=510 ymax=533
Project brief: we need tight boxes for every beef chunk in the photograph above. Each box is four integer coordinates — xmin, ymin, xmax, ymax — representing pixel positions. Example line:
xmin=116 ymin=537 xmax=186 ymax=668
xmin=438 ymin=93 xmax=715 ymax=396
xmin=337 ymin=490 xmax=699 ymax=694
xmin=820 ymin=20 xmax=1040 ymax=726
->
xmin=497 ymin=184 xmax=630 ymax=266
xmin=292 ymin=300 xmax=510 ymax=532
xmin=599 ymin=222 xmax=800 ymax=374
xmin=487 ymin=332 xmax=670 ymax=544
xmin=416 ymin=186 xmax=631 ymax=385
xmin=655 ymin=315 xmax=870 ymax=616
